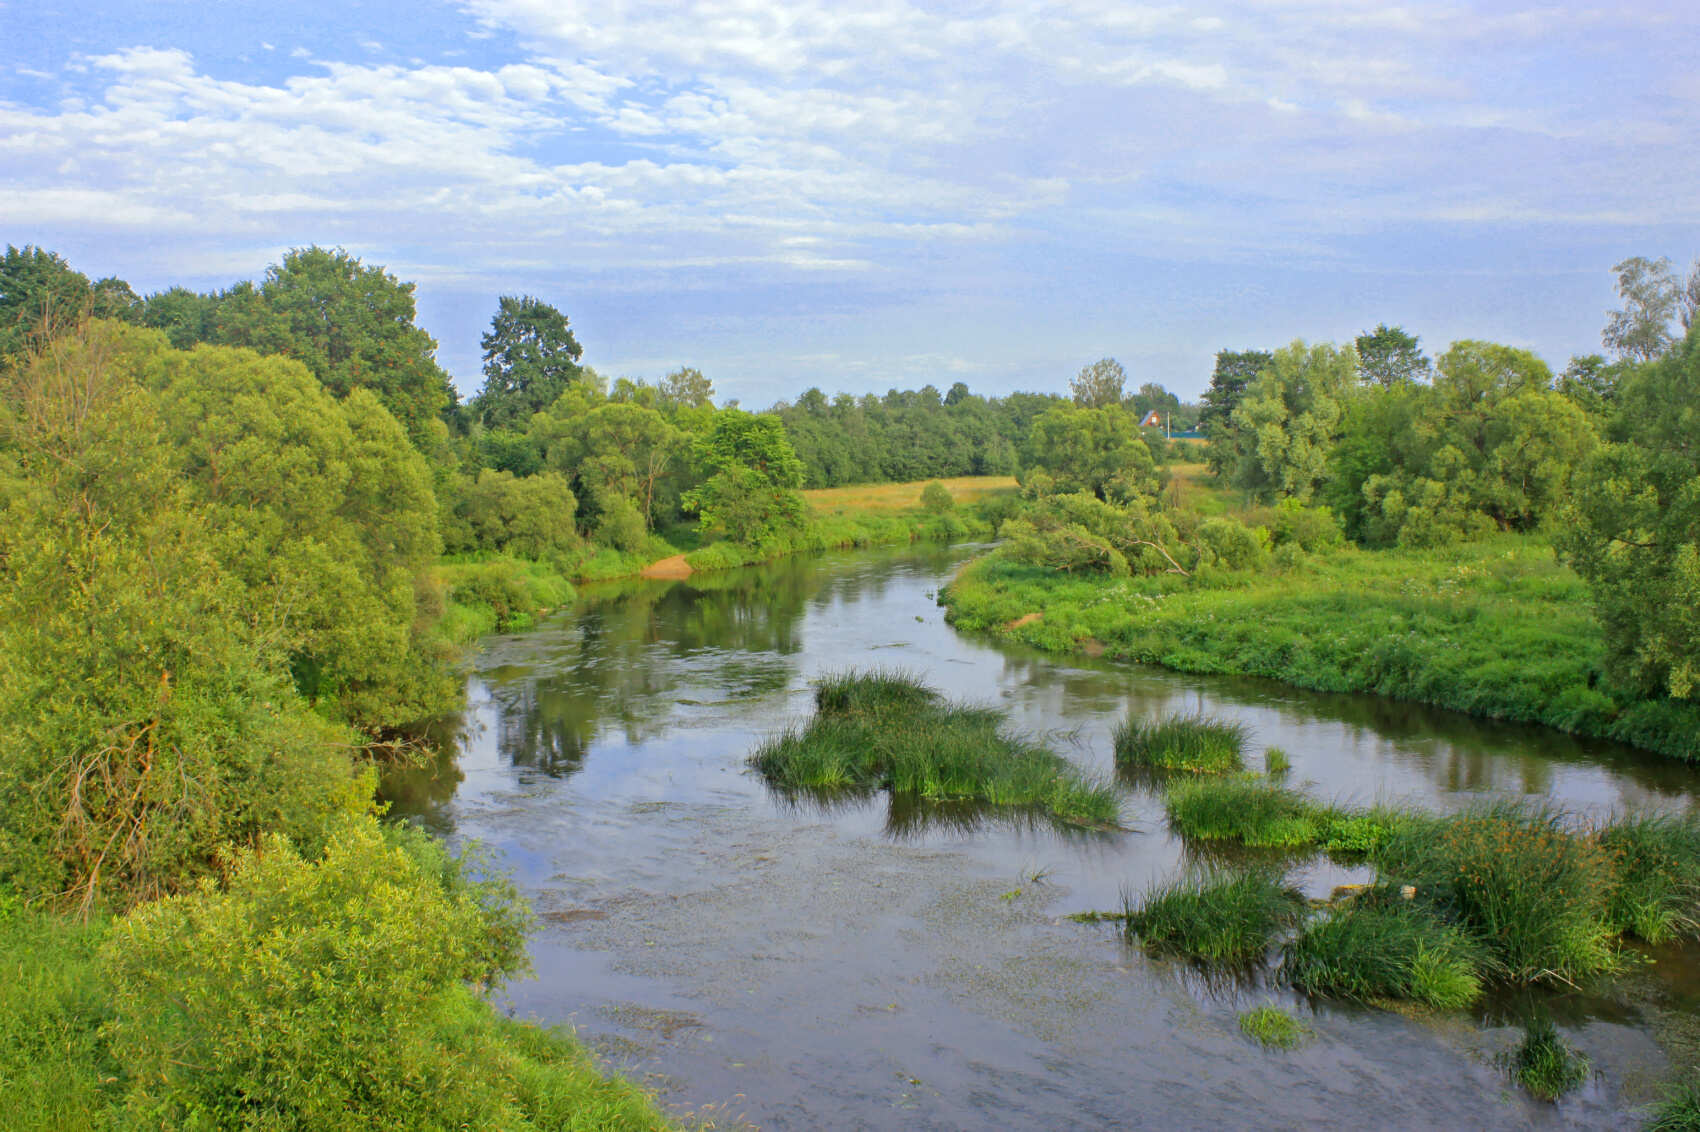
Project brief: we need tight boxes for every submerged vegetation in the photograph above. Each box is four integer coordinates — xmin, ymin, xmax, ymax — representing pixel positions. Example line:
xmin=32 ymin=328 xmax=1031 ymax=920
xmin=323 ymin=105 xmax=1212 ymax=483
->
xmin=1238 ymin=1005 xmax=1311 ymax=1050
xmin=1507 ymin=1014 xmax=1591 ymax=1102
xmin=751 ymin=670 xmax=1119 ymax=826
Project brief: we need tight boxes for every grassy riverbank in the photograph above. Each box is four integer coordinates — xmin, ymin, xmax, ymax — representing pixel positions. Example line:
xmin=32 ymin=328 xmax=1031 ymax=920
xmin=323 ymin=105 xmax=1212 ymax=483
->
xmin=942 ymin=533 xmax=1700 ymax=762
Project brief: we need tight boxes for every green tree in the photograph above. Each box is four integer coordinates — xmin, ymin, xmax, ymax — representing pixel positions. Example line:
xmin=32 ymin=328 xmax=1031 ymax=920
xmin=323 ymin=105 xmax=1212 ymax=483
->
xmin=1604 ymin=256 xmax=1682 ymax=362
xmin=1226 ymin=340 xmax=1356 ymax=501
xmin=682 ymin=410 xmax=807 ymax=544
xmin=217 ymin=246 xmax=456 ymax=442
xmin=1070 ymin=357 xmax=1127 ymax=408
xmin=1027 ymin=404 xmax=1158 ymax=501
xmin=474 ymin=295 xmax=585 ymax=431
xmin=1561 ymin=327 xmax=1700 ymax=700
xmin=0 ymin=245 xmax=97 ymax=358
xmin=1355 ymin=324 xmax=1431 ymax=387
xmin=658 ymin=365 xmax=714 ymax=410
xmin=1201 ymin=349 xmax=1272 ymax=473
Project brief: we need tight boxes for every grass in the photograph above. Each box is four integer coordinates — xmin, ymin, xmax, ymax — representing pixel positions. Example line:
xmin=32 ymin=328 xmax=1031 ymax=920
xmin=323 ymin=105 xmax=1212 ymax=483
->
xmin=1113 ymin=712 xmax=1249 ymax=774
xmin=1238 ymin=1005 xmax=1310 ymax=1049
xmin=1124 ymin=870 xmax=1304 ymax=964
xmin=941 ymin=531 xmax=1700 ymax=762
xmin=801 ymin=475 xmax=1018 ymax=515
xmin=1595 ymin=811 xmax=1700 ymax=944
xmin=1377 ymin=802 xmax=1619 ymax=985
xmin=750 ymin=670 xmax=1120 ymax=826
xmin=1281 ymin=897 xmax=1484 ymax=1009
xmin=1508 ymin=1014 xmax=1590 ymax=1102
xmin=1645 ymin=1073 xmax=1700 ymax=1130
xmin=1164 ymin=777 xmax=1321 ymax=848
xmin=1263 ymin=747 xmax=1292 ymax=775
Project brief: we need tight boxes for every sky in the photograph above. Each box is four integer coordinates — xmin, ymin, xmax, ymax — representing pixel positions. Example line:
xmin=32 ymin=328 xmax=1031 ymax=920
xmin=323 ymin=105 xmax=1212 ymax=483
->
xmin=4 ymin=1 xmax=1698 ymax=405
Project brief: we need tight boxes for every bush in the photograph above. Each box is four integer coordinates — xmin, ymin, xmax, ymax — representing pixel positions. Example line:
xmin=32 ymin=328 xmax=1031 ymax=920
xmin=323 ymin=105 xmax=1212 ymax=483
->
xmin=101 ymin=817 xmax=542 ymax=1129
xmin=1114 ymin=712 xmax=1248 ymax=774
xmin=1196 ymin=517 xmax=1268 ymax=570
xmin=595 ymin=496 xmax=649 ymax=554
xmin=919 ymin=481 xmax=955 ymax=513
xmin=1165 ymin=777 xmax=1320 ymax=847
xmin=1597 ymin=811 xmax=1700 ymax=943
xmin=1271 ymin=497 xmax=1344 ymax=552
xmin=1378 ymin=803 xmax=1618 ymax=984
xmin=1125 ymin=870 xmax=1303 ymax=964
xmin=1508 ymin=1014 xmax=1589 ymax=1102
xmin=1282 ymin=897 xmax=1483 ymax=1009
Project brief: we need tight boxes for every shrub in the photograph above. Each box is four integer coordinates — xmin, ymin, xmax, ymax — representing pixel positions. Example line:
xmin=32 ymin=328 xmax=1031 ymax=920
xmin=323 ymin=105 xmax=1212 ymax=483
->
xmin=1271 ymin=497 xmax=1344 ymax=552
xmin=101 ymin=817 xmax=541 ymax=1129
xmin=1379 ymin=803 xmax=1618 ymax=984
xmin=595 ymin=496 xmax=649 ymax=554
xmin=1597 ymin=811 xmax=1700 ymax=944
xmin=1125 ymin=870 xmax=1304 ymax=964
xmin=1165 ymin=777 xmax=1320 ymax=848
xmin=1114 ymin=712 xmax=1249 ymax=774
xmin=1196 ymin=517 xmax=1268 ymax=570
xmin=1239 ymin=1004 xmax=1310 ymax=1049
xmin=1282 ymin=898 xmax=1483 ymax=1009
xmin=919 ymin=481 xmax=955 ymax=513
xmin=1508 ymin=1014 xmax=1589 ymax=1102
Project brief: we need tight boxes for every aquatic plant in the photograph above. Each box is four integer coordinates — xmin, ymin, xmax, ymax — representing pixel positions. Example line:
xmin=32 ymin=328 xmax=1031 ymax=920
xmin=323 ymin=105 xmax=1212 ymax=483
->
xmin=1281 ymin=897 xmax=1483 ymax=1009
xmin=1644 ymin=1072 xmax=1700 ymax=1130
xmin=1124 ymin=870 xmax=1304 ymax=965
xmin=1596 ymin=811 xmax=1700 ymax=944
xmin=1378 ymin=802 xmax=1618 ymax=984
xmin=1508 ymin=1014 xmax=1589 ymax=1102
xmin=1263 ymin=747 xmax=1292 ymax=776
xmin=1113 ymin=712 xmax=1249 ymax=774
xmin=1238 ymin=1004 xmax=1310 ymax=1049
xmin=1164 ymin=777 xmax=1320 ymax=848
xmin=751 ymin=671 xmax=1120 ymax=826
xmin=1317 ymin=807 xmax=1414 ymax=858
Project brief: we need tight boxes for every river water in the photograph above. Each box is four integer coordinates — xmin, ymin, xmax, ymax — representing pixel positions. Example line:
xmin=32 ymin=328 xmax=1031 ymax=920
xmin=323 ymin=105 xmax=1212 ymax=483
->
xmin=385 ymin=542 xmax=1700 ymax=1130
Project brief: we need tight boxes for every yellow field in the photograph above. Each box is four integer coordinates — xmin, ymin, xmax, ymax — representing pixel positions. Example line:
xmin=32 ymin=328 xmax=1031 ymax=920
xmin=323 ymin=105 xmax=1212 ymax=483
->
xmin=801 ymin=475 xmax=1018 ymax=514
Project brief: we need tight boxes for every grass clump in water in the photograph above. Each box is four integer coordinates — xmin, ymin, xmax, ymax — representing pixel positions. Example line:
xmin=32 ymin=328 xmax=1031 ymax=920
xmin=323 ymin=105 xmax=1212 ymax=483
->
xmin=1165 ymin=777 xmax=1320 ymax=848
xmin=752 ymin=670 xmax=1120 ymax=826
xmin=1113 ymin=712 xmax=1248 ymax=774
xmin=1644 ymin=1073 xmax=1700 ymax=1130
xmin=1596 ymin=811 xmax=1700 ymax=944
xmin=1318 ymin=807 xmax=1413 ymax=858
xmin=1508 ymin=1014 xmax=1589 ymax=1102
xmin=1238 ymin=1004 xmax=1310 ymax=1049
xmin=1263 ymin=747 xmax=1292 ymax=776
xmin=1282 ymin=896 xmax=1484 ymax=1009
xmin=1124 ymin=870 xmax=1303 ymax=964
xmin=1378 ymin=802 xmax=1618 ymax=985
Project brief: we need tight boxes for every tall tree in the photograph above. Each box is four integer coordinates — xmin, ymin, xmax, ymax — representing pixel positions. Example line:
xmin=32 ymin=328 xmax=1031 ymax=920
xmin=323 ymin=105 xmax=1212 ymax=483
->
xmin=658 ymin=365 xmax=714 ymax=410
xmin=1069 ymin=357 xmax=1127 ymax=409
xmin=1355 ymin=324 xmax=1432 ymax=387
xmin=1226 ymin=340 xmax=1357 ymax=502
xmin=0 ymin=244 xmax=95 ymax=358
xmin=1200 ymin=349 xmax=1271 ymax=473
xmin=1603 ymin=256 xmax=1682 ymax=362
xmin=474 ymin=295 xmax=584 ymax=431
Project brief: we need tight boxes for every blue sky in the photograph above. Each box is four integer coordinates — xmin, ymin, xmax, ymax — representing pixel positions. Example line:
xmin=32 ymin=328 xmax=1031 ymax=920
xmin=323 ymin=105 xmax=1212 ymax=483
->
xmin=4 ymin=1 xmax=1697 ymax=404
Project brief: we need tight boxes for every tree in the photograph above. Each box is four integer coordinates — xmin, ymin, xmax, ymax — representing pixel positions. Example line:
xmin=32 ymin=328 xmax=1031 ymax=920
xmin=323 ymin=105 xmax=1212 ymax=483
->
xmin=1355 ymin=324 xmax=1431 ymax=387
xmin=1027 ymin=404 xmax=1158 ymax=501
xmin=1200 ymin=349 xmax=1272 ymax=473
xmin=1683 ymin=259 xmax=1700 ymax=334
xmin=473 ymin=295 xmax=584 ymax=431
xmin=658 ymin=365 xmax=714 ymax=410
xmin=1560 ymin=326 xmax=1700 ymax=700
xmin=1603 ymin=256 xmax=1682 ymax=362
xmin=216 ymin=246 xmax=456 ymax=442
xmin=1070 ymin=357 xmax=1127 ymax=408
xmin=0 ymin=244 xmax=96 ymax=358
xmin=682 ymin=410 xmax=807 ymax=544
xmin=1226 ymin=341 xmax=1357 ymax=501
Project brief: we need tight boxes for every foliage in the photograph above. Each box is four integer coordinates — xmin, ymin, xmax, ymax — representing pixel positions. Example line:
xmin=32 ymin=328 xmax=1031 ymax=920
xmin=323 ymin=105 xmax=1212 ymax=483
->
xmin=1355 ymin=324 xmax=1431 ymax=387
xmin=1270 ymin=497 xmax=1344 ymax=552
xmin=462 ymin=469 xmax=579 ymax=558
xmin=1112 ymin=713 xmax=1248 ymax=774
xmin=1 ymin=244 xmax=109 ymax=358
xmin=1377 ymin=803 xmax=1618 ymax=984
xmin=1196 ymin=516 xmax=1268 ymax=570
xmin=999 ymin=492 xmax=1191 ymax=577
xmin=214 ymin=246 xmax=455 ymax=442
xmin=1508 ymin=1014 xmax=1590 ymax=1102
xmin=683 ymin=410 xmax=808 ymax=545
xmin=1604 ymin=256 xmax=1685 ymax=362
xmin=749 ymin=671 xmax=1119 ymax=826
xmin=1560 ymin=329 xmax=1700 ymax=700
xmin=1025 ymin=403 xmax=1158 ymax=502
xmin=474 ymin=295 xmax=585 ymax=431
xmin=0 ymin=323 xmax=361 ymax=907
xmin=1224 ymin=340 xmax=1357 ymax=502
xmin=1595 ymin=811 xmax=1700 ymax=943
xmin=1164 ymin=778 xmax=1320 ymax=848
xmin=1069 ymin=356 xmax=1127 ymax=408
xmin=1124 ymin=870 xmax=1304 ymax=964
xmin=1238 ymin=1005 xmax=1310 ymax=1049
xmin=1200 ymin=349 xmax=1271 ymax=472
xmin=920 ymin=481 xmax=955 ymax=513
xmin=1282 ymin=897 xmax=1483 ymax=1008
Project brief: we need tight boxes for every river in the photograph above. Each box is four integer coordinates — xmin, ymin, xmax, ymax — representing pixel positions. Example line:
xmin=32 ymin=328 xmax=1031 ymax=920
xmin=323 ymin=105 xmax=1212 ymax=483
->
xmin=384 ymin=541 xmax=1700 ymax=1130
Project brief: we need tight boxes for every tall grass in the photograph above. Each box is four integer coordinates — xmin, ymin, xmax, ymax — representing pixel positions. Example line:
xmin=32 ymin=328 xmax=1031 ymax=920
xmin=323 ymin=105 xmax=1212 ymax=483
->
xmin=1644 ymin=1073 xmax=1700 ymax=1130
xmin=1124 ymin=870 xmax=1304 ymax=964
xmin=1378 ymin=802 xmax=1618 ymax=984
xmin=1165 ymin=777 xmax=1320 ymax=848
xmin=1596 ymin=811 xmax=1700 ymax=944
xmin=1113 ymin=712 xmax=1249 ymax=774
xmin=1508 ymin=1014 xmax=1589 ymax=1101
xmin=752 ymin=670 xmax=1120 ymax=826
xmin=1281 ymin=896 xmax=1484 ymax=1009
